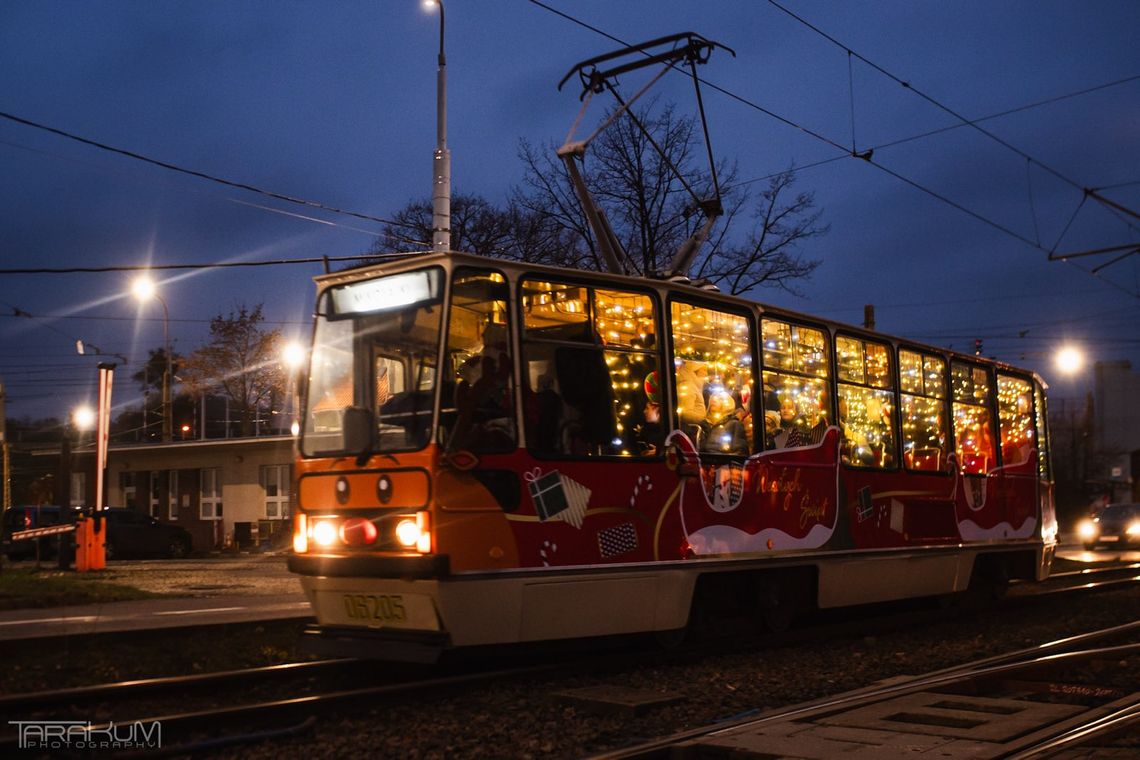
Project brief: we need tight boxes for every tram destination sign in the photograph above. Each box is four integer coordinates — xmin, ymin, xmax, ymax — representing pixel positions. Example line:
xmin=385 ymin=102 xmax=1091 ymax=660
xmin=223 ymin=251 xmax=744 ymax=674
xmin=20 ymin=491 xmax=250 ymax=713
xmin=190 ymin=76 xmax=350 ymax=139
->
xmin=330 ymin=269 xmax=440 ymax=315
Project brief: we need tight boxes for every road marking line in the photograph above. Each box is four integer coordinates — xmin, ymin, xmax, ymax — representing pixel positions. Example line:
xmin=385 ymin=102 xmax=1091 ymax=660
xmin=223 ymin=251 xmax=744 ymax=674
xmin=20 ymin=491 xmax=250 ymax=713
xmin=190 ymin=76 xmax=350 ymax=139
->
xmin=0 ymin=616 xmax=98 ymax=627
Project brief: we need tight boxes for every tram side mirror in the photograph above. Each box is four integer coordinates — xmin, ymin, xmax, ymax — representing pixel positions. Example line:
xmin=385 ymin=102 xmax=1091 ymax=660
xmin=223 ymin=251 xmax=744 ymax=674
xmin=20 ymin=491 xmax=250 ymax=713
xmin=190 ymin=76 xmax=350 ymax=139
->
xmin=342 ymin=406 xmax=374 ymax=460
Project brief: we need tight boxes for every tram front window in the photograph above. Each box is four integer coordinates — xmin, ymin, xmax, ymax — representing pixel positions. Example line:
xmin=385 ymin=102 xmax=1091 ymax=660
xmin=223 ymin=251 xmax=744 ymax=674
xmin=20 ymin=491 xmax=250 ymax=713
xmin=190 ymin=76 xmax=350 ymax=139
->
xmin=301 ymin=268 xmax=443 ymax=457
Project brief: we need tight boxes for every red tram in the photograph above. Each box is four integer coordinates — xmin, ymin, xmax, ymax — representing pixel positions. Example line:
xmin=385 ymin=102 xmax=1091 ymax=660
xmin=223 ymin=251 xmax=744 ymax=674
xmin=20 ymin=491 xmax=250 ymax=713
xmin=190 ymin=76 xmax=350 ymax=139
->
xmin=288 ymin=251 xmax=1058 ymax=661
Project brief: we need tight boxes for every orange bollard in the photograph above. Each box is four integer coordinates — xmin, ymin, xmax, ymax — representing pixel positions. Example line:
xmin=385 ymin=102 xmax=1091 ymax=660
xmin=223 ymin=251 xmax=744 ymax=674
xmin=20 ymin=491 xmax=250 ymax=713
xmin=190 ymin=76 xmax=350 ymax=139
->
xmin=90 ymin=512 xmax=106 ymax=570
xmin=75 ymin=518 xmax=91 ymax=573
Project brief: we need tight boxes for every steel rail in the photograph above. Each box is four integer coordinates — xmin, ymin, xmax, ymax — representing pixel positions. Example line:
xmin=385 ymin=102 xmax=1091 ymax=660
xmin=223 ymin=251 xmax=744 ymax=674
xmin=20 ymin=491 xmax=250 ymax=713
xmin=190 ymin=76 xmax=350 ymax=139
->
xmin=0 ymin=660 xmax=572 ymax=756
xmin=586 ymin=623 xmax=1140 ymax=759
xmin=0 ymin=658 xmax=352 ymax=712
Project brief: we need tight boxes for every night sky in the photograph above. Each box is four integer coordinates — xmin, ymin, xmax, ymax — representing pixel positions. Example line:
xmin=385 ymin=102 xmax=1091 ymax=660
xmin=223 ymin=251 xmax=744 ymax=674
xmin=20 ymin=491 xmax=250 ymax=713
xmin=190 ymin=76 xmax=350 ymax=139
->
xmin=2 ymin=1 xmax=1137 ymax=422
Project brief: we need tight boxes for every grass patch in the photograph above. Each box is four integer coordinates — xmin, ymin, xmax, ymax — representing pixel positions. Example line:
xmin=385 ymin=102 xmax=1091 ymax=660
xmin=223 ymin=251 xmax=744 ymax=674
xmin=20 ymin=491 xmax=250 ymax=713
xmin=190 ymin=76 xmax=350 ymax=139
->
xmin=0 ymin=567 xmax=158 ymax=610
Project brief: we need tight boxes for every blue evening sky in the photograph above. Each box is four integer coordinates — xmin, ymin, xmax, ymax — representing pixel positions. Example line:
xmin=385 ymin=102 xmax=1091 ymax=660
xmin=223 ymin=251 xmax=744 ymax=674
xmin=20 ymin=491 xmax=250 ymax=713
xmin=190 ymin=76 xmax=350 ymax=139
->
xmin=1 ymin=1 xmax=1137 ymax=420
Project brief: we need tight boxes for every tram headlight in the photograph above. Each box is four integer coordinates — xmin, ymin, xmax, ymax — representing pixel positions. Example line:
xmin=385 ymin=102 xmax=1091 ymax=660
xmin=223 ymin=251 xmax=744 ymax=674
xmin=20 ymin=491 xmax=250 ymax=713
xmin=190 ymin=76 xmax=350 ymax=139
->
xmin=394 ymin=511 xmax=431 ymax=553
xmin=1076 ymin=519 xmax=1098 ymax=542
xmin=312 ymin=519 xmax=338 ymax=548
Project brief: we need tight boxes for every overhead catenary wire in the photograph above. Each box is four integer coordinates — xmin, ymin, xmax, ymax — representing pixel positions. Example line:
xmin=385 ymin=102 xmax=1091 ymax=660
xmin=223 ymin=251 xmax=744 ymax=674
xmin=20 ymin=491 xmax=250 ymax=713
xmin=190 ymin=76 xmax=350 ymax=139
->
xmin=524 ymin=2 xmax=1081 ymax=253
xmin=526 ymin=0 xmax=1139 ymax=296
xmin=730 ymin=74 xmax=1140 ymax=192
xmin=0 ymin=252 xmax=415 ymax=275
xmin=0 ymin=110 xmax=423 ymax=233
xmin=765 ymin=0 xmax=1140 ymax=241
xmin=766 ymin=0 xmax=1087 ymax=195
xmin=0 ymin=136 xmax=421 ymax=245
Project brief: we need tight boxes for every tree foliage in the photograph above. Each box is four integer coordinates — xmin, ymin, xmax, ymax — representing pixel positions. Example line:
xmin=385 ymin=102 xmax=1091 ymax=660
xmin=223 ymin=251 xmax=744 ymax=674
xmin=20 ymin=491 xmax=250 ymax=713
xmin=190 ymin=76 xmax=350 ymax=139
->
xmin=367 ymin=194 xmax=517 ymax=258
xmin=132 ymin=347 xmax=182 ymax=393
xmin=178 ymin=304 xmax=285 ymax=436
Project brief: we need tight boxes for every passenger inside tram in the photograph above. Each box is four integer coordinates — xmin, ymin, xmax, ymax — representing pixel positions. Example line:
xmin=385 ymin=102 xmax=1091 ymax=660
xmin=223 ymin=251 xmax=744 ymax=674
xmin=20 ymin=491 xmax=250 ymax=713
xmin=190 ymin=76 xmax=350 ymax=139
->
xmin=633 ymin=371 xmax=665 ymax=455
xmin=700 ymin=390 xmax=749 ymax=455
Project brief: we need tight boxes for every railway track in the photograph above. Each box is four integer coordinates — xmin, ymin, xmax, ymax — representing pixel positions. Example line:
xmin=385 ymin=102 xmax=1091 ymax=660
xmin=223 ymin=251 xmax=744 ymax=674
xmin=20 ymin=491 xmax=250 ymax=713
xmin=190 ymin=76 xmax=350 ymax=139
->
xmin=589 ymin=621 xmax=1140 ymax=759
xmin=1 ymin=564 xmax=1135 ymax=757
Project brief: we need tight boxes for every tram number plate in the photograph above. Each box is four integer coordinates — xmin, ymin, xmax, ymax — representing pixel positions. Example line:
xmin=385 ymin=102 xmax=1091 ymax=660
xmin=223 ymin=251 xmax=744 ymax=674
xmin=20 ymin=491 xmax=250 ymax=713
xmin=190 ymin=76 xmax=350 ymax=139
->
xmin=342 ymin=593 xmax=406 ymax=623
xmin=316 ymin=590 xmax=438 ymax=630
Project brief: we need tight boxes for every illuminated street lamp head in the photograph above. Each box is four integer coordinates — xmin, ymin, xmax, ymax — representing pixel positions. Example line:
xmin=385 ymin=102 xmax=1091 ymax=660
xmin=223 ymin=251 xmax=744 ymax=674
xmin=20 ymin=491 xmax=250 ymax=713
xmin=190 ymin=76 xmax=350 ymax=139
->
xmin=1055 ymin=345 xmax=1084 ymax=375
xmin=422 ymin=0 xmax=439 ymax=11
xmin=131 ymin=275 xmax=157 ymax=302
xmin=282 ymin=340 xmax=306 ymax=369
xmin=73 ymin=405 xmax=96 ymax=431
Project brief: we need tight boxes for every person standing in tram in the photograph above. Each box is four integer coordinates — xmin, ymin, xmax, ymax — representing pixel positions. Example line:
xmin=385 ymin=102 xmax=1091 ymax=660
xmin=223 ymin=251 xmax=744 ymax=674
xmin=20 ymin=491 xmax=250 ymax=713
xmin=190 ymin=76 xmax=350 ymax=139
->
xmin=675 ymin=360 xmax=709 ymax=433
xmin=635 ymin=371 xmax=666 ymax=455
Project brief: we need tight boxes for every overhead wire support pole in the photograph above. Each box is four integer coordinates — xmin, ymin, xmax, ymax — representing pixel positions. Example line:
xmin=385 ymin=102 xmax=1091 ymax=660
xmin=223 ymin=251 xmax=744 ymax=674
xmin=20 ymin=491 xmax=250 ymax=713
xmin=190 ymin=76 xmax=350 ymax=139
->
xmin=428 ymin=0 xmax=451 ymax=252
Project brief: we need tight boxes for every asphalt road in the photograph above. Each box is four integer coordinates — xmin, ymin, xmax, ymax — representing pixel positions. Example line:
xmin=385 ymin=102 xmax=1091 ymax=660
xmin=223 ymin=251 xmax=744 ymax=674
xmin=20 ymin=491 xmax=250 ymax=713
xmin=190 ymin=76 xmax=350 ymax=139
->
xmin=0 ymin=554 xmax=309 ymax=641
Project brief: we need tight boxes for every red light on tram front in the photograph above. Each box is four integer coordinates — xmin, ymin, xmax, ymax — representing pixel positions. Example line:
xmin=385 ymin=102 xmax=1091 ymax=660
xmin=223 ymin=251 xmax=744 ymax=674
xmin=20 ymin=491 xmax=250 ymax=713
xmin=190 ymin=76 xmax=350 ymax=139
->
xmin=340 ymin=517 xmax=378 ymax=546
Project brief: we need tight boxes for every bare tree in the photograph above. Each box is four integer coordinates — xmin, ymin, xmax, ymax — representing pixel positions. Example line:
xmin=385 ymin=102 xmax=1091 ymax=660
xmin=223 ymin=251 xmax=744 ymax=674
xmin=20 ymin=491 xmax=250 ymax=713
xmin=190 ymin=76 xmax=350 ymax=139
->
xmin=360 ymin=102 xmax=824 ymax=296
xmin=179 ymin=305 xmax=285 ymax=436
xmin=693 ymin=168 xmax=827 ymax=295
xmin=515 ymin=101 xmax=825 ymax=294
xmin=363 ymin=193 xmax=515 ymax=258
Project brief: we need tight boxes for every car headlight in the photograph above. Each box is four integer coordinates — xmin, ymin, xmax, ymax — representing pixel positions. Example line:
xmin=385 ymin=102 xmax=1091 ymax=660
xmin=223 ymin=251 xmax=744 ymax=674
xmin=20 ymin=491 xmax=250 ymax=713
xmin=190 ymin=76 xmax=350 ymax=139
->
xmin=1077 ymin=520 xmax=1098 ymax=541
xmin=1126 ymin=521 xmax=1140 ymax=537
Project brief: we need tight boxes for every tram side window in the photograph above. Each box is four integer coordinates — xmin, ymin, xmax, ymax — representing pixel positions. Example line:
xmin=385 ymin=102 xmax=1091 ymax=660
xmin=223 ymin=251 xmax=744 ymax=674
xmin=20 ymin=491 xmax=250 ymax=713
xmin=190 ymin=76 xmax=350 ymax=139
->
xmin=997 ymin=374 xmax=1035 ymax=467
xmin=1034 ymin=380 xmax=1051 ymax=480
xmin=760 ymin=318 xmax=830 ymax=450
xmin=671 ymin=302 xmax=755 ymax=456
xmin=520 ymin=280 xmax=660 ymax=457
xmin=441 ymin=268 xmax=515 ymax=452
xmin=951 ymin=362 xmax=996 ymax=475
xmin=836 ymin=336 xmax=897 ymax=468
xmin=899 ymin=349 xmax=948 ymax=472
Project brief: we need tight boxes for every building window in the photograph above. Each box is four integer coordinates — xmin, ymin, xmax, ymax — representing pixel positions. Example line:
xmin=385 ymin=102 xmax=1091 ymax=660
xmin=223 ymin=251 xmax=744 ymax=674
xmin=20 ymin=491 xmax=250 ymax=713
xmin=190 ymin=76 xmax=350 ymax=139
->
xmin=120 ymin=472 xmax=138 ymax=511
xmin=69 ymin=472 xmax=86 ymax=508
xmin=261 ymin=464 xmax=291 ymax=519
xmin=148 ymin=471 xmax=161 ymax=517
xmin=200 ymin=468 xmax=223 ymax=520
xmin=168 ymin=470 xmax=179 ymax=520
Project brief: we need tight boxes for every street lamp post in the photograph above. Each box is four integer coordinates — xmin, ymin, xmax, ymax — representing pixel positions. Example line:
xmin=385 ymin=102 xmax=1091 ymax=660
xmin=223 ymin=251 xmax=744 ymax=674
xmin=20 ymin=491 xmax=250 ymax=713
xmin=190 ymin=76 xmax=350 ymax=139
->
xmin=424 ymin=0 xmax=450 ymax=252
xmin=282 ymin=341 xmax=305 ymax=436
xmin=132 ymin=276 xmax=173 ymax=443
xmin=1055 ymin=343 xmax=1093 ymax=505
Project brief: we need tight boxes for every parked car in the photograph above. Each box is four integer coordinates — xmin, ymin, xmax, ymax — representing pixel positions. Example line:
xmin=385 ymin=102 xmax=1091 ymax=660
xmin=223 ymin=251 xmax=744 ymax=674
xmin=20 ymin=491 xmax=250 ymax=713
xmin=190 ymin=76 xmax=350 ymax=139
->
xmin=2 ymin=506 xmax=191 ymax=560
xmin=1 ymin=505 xmax=74 ymax=560
xmin=1077 ymin=503 xmax=1140 ymax=550
xmin=102 ymin=508 xmax=193 ymax=559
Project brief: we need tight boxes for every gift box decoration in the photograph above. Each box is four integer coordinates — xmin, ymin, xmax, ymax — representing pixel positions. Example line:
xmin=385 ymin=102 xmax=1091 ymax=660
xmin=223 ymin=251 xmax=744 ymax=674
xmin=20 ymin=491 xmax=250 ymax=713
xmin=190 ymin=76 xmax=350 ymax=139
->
xmin=526 ymin=468 xmax=590 ymax=528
